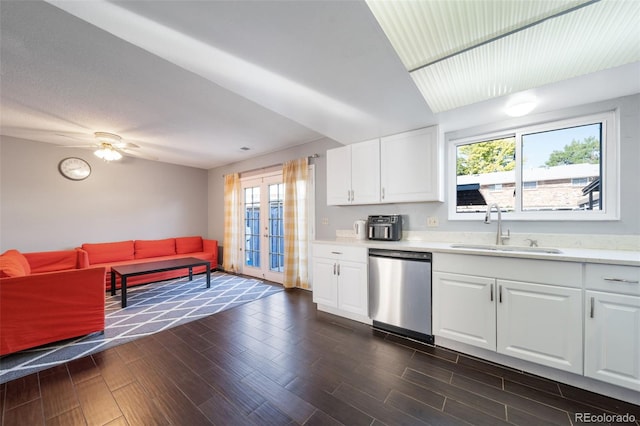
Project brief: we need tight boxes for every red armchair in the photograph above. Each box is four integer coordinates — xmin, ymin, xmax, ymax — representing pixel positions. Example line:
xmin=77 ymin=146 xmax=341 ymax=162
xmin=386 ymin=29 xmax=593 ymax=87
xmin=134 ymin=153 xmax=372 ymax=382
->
xmin=0 ymin=249 xmax=106 ymax=356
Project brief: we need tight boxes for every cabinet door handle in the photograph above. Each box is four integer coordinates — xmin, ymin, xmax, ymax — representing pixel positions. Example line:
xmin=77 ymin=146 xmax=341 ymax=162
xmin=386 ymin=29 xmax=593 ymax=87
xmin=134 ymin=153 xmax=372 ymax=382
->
xmin=333 ymin=263 xmax=336 ymax=275
xmin=337 ymin=264 xmax=340 ymax=276
xmin=382 ymin=187 xmax=385 ymax=200
xmin=498 ymin=285 xmax=502 ymax=303
xmin=347 ymin=190 xmax=351 ymax=202
xmin=603 ymin=277 xmax=639 ymax=284
xmin=351 ymin=190 xmax=354 ymax=201
xmin=490 ymin=285 xmax=494 ymax=302
xmin=590 ymin=297 xmax=595 ymax=318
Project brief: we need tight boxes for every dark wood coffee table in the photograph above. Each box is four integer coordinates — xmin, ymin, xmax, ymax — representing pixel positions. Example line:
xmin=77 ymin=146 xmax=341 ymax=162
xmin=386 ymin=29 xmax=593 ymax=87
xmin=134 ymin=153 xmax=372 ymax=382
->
xmin=110 ymin=257 xmax=211 ymax=308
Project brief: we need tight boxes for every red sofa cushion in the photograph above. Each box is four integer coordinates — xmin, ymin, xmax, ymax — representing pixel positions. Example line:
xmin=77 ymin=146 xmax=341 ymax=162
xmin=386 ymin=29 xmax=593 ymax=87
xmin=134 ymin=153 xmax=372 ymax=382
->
xmin=82 ymin=240 xmax=134 ymax=264
xmin=175 ymin=236 xmax=203 ymax=254
xmin=2 ymin=250 xmax=31 ymax=275
xmin=134 ymin=238 xmax=176 ymax=259
xmin=0 ymin=250 xmax=28 ymax=278
xmin=24 ymin=250 xmax=78 ymax=273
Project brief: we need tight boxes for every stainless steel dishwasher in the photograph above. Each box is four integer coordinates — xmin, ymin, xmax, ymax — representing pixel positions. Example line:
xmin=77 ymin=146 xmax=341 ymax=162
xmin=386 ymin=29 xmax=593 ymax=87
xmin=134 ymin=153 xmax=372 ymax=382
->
xmin=368 ymin=249 xmax=433 ymax=344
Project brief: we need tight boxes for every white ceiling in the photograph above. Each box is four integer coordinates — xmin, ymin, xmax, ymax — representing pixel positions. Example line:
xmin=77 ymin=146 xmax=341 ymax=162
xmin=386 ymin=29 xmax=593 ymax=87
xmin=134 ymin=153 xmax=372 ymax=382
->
xmin=1 ymin=0 xmax=638 ymax=169
xmin=368 ymin=0 xmax=640 ymax=112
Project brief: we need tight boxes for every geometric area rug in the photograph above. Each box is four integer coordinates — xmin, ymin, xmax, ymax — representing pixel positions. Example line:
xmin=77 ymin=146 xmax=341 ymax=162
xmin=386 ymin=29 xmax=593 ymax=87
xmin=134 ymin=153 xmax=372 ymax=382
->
xmin=0 ymin=271 xmax=282 ymax=384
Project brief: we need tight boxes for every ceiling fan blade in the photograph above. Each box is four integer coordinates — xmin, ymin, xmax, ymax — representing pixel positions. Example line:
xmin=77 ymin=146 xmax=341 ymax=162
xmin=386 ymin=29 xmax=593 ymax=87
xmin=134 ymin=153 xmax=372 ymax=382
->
xmin=114 ymin=141 xmax=140 ymax=149
xmin=54 ymin=133 xmax=95 ymax=142
xmin=120 ymin=148 xmax=158 ymax=161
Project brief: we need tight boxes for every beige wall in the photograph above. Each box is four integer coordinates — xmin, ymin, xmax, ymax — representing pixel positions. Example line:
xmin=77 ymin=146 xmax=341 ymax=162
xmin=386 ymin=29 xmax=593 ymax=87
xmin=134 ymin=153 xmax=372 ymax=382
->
xmin=0 ymin=136 xmax=209 ymax=252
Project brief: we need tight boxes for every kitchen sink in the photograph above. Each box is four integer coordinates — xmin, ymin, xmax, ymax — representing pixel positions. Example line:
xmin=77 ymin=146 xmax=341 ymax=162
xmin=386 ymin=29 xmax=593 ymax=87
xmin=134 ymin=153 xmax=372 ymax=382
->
xmin=450 ymin=244 xmax=562 ymax=254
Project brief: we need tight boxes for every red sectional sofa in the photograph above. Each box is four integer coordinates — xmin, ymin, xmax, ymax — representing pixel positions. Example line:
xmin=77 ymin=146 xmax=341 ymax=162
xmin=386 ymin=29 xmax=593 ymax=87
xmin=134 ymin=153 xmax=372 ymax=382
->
xmin=77 ymin=236 xmax=218 ymax=291
xmin=0 ymin=249 xmax=106 ymax=356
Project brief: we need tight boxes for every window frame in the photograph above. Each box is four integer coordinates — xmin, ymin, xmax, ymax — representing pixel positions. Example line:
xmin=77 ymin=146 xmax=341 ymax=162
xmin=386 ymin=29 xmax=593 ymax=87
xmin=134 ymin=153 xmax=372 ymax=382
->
xmin=448 ymin=110 xmax=618 ymax=221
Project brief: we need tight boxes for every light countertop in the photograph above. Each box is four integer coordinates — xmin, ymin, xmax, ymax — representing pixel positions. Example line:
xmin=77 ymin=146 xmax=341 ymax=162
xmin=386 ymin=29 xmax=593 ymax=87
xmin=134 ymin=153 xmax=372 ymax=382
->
xmin=313 ymin=238 xmax=640 ymax=267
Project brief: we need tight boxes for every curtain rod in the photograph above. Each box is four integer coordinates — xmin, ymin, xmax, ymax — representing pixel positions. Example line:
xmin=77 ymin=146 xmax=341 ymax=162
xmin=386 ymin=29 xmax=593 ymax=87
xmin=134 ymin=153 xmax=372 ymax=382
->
xmin=223 ymin=153 xmax=319 ymax=177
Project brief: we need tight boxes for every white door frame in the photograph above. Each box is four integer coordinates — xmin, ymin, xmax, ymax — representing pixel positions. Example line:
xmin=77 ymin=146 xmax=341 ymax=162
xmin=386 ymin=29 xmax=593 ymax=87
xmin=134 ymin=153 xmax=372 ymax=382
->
xmin=240 ymin=171 xmax=284 ymax=283
xmin=239 ymin=164 xmax=315 ymax=286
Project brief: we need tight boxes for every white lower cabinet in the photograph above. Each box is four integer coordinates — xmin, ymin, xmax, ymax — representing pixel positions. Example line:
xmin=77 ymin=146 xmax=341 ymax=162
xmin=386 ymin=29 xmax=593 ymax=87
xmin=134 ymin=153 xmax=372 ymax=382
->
xmin=585 ymin=291 xmax=640 ymax=391
xmin=312 ymin=244 xmax=369 ymax=322
xmin=311 ymin=257 xmax=339 ymax=308
xmin=432 ymin=254 xmax=584 ymax=374
xmin=584 ymin=263 xmax=640 ymax=391
xmin=497 ymin=279 xmax=582 ymax=374
xmin=432 ymin=272 xmax=495 ymax=350
xmin=433 ymin=272 xmax=582 ymax=373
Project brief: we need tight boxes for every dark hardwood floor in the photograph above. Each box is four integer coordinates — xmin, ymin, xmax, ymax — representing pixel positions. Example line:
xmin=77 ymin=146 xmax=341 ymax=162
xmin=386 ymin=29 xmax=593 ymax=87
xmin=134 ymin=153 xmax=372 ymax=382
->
xmin=1 ymin=288 xmax=638 ymax=425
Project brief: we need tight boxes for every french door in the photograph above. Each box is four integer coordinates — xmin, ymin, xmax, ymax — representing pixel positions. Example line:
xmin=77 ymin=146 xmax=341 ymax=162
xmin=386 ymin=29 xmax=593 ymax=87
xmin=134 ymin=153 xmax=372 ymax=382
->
xmin=241 ymin=173 xmax=284 ymax=283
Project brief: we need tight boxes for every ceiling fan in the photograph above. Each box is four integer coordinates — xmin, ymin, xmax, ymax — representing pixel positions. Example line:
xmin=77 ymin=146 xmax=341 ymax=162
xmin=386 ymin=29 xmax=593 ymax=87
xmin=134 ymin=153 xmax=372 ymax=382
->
xmin=63 ymin=132 xmax=157 ymax=161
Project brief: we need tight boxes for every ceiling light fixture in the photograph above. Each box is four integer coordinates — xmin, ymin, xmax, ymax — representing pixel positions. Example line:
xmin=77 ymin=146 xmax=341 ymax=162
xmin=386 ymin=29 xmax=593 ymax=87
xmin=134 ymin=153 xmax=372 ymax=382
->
xmin=94 ymin=143 xmax=123 ymax=161
xmin=505 ymin=99 xmax=537 ymax=117
xmin=93 ymin=132 xmax=123 ymax=161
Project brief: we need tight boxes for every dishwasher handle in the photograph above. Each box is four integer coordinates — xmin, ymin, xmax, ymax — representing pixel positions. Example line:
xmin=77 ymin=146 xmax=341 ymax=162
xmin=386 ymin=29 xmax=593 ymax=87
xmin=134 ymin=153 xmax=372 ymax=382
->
xmin=368 ymin=249 xmax=431 ymax=262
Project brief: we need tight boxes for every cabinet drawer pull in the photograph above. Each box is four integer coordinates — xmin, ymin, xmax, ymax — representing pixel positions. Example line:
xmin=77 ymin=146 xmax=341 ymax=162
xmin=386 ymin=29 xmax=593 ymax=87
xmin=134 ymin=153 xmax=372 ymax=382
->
xmin=498 ymin=285 xmax=502 ymax=303
xmin=590 ymin=297 xmax=595 ymax=318
xmin=331 ymin=251 xmax=342 ymax=255
xmin=490 ymin=285 xmax=493 ymax=302
xmin=603 ymin=277 xmax=639 ymax=284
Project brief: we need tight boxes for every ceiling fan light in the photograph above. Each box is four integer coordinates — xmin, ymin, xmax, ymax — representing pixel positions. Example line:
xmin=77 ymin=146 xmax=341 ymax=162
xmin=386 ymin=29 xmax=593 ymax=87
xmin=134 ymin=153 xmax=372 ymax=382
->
xmin=94 ymin=146 xmax=122 ymax=161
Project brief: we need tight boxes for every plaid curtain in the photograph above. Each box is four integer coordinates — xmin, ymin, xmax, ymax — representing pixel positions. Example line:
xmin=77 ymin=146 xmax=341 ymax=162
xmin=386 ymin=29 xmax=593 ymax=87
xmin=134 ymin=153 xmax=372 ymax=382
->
xmin=222 ymin=173 xmax=241 ymax=273
xmin=283 ymin=158 xmax=309 ymax=289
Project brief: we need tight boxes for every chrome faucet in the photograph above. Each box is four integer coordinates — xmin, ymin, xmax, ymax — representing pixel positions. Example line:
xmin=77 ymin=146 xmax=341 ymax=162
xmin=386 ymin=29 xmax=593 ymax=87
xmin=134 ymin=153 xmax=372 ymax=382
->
xmin=484 ymin=203 xmax=510 ymax=245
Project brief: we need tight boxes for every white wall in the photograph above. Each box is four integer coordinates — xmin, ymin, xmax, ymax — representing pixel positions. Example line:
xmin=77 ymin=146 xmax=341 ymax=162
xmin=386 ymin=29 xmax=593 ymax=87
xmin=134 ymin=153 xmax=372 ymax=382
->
xmin=3 ymin=94 xmax=637 ymax=254
xmin=314 ymin=94 xmax=640 ymax=239
xmin=207 ymin=137 xmax=341 ymax=243
xmin=0 ymin=136 xmax=209 ymax=252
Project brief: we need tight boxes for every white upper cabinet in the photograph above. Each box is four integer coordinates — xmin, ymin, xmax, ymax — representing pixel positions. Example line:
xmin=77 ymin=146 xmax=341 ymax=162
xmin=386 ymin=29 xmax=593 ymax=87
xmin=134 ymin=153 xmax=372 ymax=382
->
xmin=350 ymin=140 xmax=381 ymax=204
xmin=326 ymin=126 xmax=442 ymax=206
xmin=326 ymin=139 xmax=379 ymax=205
xmin=326 ymin=145 xmax=352 ymax=205
xmin=380 ymin=126 xmax=443 ymax=203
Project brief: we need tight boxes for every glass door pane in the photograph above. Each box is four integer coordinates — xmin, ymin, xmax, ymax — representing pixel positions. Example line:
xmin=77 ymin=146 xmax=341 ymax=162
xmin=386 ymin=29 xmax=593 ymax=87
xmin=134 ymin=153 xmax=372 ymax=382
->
xmin=240 ymin=174 xmax=284 ymax=284
xmin=244 ymin=186 xmax=260 ymax=268
xmin=268 ymin=183 xmax=284 ymax=273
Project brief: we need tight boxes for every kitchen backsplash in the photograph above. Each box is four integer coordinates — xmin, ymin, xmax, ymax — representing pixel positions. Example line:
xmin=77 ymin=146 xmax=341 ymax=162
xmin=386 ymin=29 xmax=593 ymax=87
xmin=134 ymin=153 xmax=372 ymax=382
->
xmin=334 ymin=229 xmax=639 ymax=251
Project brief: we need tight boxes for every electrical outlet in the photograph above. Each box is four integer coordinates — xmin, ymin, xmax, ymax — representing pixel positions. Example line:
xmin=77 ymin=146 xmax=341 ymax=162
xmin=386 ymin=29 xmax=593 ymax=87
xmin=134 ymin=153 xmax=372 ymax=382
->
xmin=321 ymin=217 xmax=329 ymax=225
xmin=427 ymin=216 xmax=439 ymax=227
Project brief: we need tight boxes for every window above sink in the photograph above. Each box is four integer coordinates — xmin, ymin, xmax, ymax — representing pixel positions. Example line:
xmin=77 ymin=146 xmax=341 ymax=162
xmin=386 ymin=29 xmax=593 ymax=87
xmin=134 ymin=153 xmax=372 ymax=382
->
xmin=449 ymin=110 xmax=619 ymax=221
